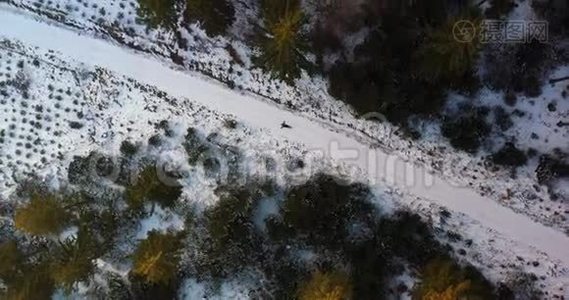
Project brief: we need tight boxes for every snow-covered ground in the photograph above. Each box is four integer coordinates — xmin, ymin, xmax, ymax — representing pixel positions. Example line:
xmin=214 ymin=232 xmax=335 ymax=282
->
xmin=0 ymin=5 xmax=569 ymax=297
xmin=2 ymin=0 xmax=568 ymax=236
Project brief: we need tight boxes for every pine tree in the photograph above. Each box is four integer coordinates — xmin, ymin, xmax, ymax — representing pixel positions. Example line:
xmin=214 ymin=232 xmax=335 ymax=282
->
xmin=423 ymin=281 xmax=472 ymax=300
xmin=185 ymin=0 xmax=235 ymax=36
xmin=413 ymin=258 xmax=492 ymax=300
xmin=280 ymin=175 xmax=370 ymax=246
xmin=0 ymin=240 xmax=22 ymax=280
xmin=14 ymin=194 xmax=69 ymax=236
xmin=206 ymin=188 xmax=253 ymax=246
xmin=486 ymin=0 xmax=516 ymax=18
xmin=3 ymin=264 xmax=54 ymax=300
xmin=416 ymin=15 xmax=482 ymax=84
xmin=415 ymin=258 xmax=461 ymax=295
xmin=132 ymin=231 xmax=182 ymax=285
xmin=257 ymin=0 xmax=310 ymax=83
xmin=297 ymin=271 xmax=353 ymax=300
xmin=126 ymin=165 xmax=182 ymax=211
xmin=137 ymin=0 xmax=179 ymax=30
xmin=107 ymin=274 xmax=134 ymax=299
xmin=50 ymin=228 xmax=98 ymax=292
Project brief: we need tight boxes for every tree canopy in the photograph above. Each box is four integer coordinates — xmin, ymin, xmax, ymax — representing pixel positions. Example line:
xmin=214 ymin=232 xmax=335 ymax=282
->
xmin=413 ymin=258 xmax=494 ymax=300
xmin=298 ymin=271 xmax=353 ymax=300
xmin=416 ymin=15 xmax=482 ymax=84
xmin=0 ymin=241 xmax=23 ymax=280
xmin=126 ymin=165 xmax=183 ymax=211
xmin=137 ymin=0 xmax=179 ymax=30
xmin=3 ymin=264 xmax=54 ymax=300
xmin=132 ymin=231 xmax=182 ymax=285
xmin=185 ymin=0 xmax=235 ymax=36
xmin=50 ymin=228 xmax=98 ymax=292
xmin=14 ymin=194 xmax=69 ymax=236
xmin=256 ymin=0 xmax=310 ymax=83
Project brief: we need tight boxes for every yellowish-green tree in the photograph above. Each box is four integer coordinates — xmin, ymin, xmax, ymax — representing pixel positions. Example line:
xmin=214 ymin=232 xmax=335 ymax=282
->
xmin=413 ymin=258 xmax=490 ymax=300
xmin=14 ymin=194 xmax=69 ymax=236
xmin=423 ymin=281 xmax=472 ymax=300
xmin=132 ymin=231 xmax=182 ymax=285
xmin=257 ymin=0 xmax=310 ymax=83
xmin=297 ymin=271 xmax=353 ymax=300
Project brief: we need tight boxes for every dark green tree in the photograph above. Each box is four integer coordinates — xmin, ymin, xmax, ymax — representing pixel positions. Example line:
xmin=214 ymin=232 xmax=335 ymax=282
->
xmin=327 ymin=24 xmax=447 ymax=124
xmin=485 ymin=0 xmax=516 ymax=18
xmin=3 ymin=263 xmax=54 ymax=300
xmin=50 ymin=228 xmax=99 ymax=292
xmin=202 ymin=184 xmax=267 ymax=274
xmin=184 ymin=0 xmax=235 ymax=36
xmin=326 ymin=0 xmax=481 ymax=125
xmin=0 ymin=241 xmax=23 ymax=281
xmin=280 ymin=174 xmax=374 ymax=248
xmin=206 ymin=186 xmax=259 ymax=245
xmin=416 ymin=15 xmax=482 ymax=84
xmin=137 ymin=0 xmax=180 ymax=30
xmin=441 ymin=109 xmax=491 ymax=153
xmin=125 ymin=165 xmax=183 ymax=211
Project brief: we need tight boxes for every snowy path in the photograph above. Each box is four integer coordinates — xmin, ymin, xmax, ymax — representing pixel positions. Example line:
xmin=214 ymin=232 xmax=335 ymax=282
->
xmin=1 ymin=7 xmax=568 ymax=267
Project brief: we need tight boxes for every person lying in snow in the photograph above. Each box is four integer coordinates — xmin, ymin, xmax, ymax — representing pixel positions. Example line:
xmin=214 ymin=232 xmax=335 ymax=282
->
xmin=281 ymin=121 xmax=292 ymax=129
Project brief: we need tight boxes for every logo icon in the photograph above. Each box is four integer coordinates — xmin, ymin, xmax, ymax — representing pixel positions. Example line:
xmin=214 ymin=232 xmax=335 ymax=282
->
xmin=453 ymin=20 xmax=477 ymax=43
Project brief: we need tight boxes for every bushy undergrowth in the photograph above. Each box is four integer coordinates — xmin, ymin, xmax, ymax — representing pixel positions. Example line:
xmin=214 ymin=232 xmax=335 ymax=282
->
xmin=50 ymin=227 xmax=99 ymax=293
xmin=483 ymin=40 xmax=557 ymax=98
xmin=492 ymin=142 xmax=528 ymax=167
xmin=441 ymin=108 xmax=491 ymax=154
xmin=203 ymin=184 xmax=263 ymax=273
xmin=1 ymin=131 xmax=502 ymax=298
xmin=536 ymin=155 xmax=569 ymax=185
xmin=441 ymin=105 xmax=492 ymax=153
xmin=1 ymin=188 xmax=113 ymax=298
xmin=198 ymin=174 xmax=498 ymax=299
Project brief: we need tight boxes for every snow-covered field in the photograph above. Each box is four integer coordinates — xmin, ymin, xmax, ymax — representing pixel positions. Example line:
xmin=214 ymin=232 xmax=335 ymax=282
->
xmin=0 ymin=6 xmax=568 ymax=297
xmin=1 ymin=0 xmax=568 ymax=236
